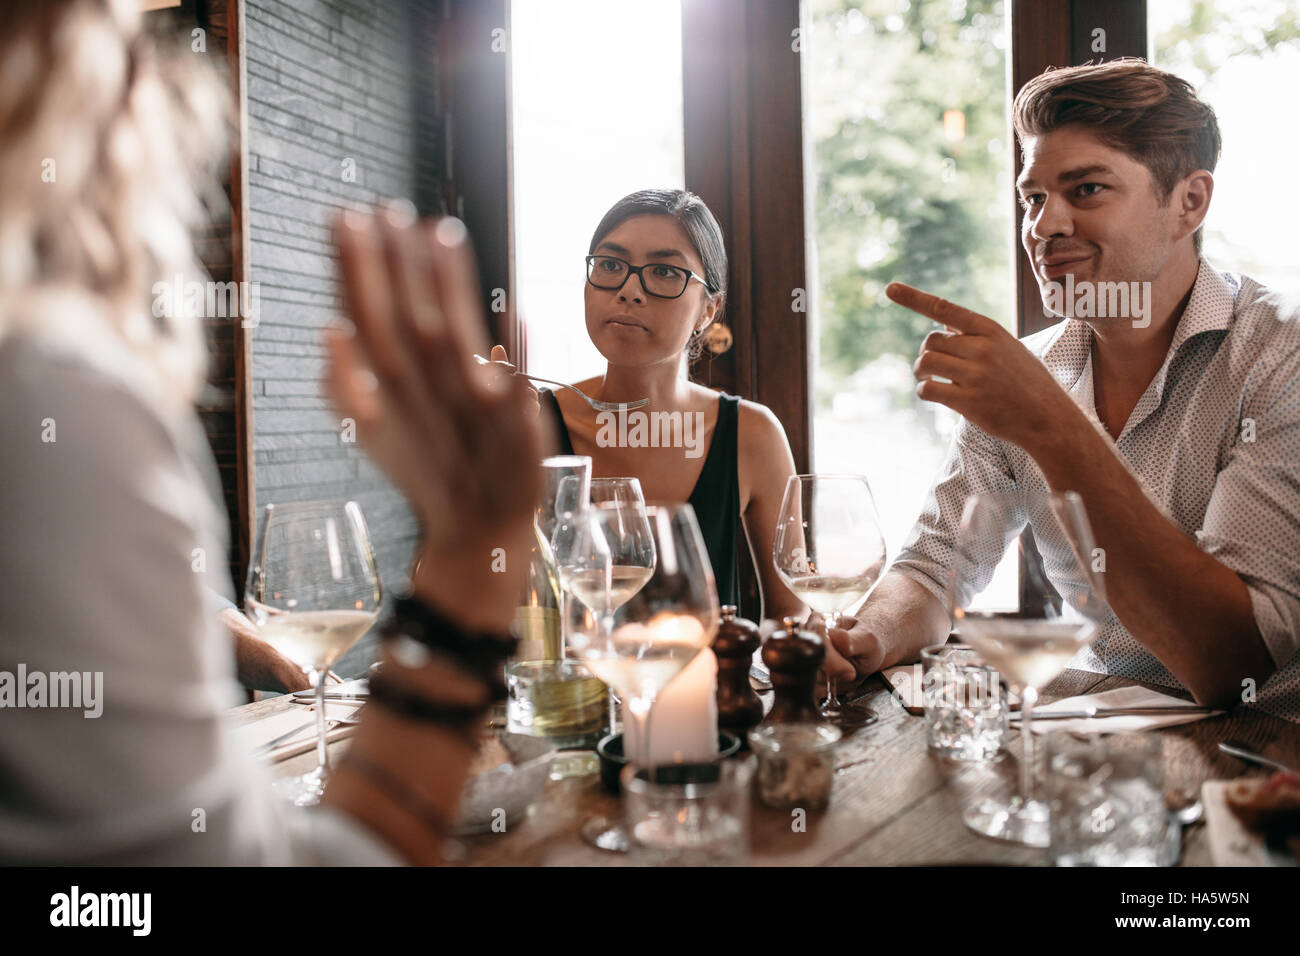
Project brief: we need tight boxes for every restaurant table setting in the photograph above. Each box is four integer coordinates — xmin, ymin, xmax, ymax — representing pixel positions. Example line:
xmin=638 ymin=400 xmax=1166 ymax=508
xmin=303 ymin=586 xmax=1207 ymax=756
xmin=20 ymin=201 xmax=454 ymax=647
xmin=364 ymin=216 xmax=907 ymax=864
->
xmin=227 ymin=462 xmax=1300 ymax=866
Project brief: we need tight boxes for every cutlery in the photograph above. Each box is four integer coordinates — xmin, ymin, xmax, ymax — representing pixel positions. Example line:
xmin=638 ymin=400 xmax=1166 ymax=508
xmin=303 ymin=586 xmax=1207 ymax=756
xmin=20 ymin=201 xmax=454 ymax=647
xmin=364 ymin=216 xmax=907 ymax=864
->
xmin=255 ymin=713 xmax=363 ymax=756
xmin=749 ymin=664 xmax=772 ymax=691
xmin=1218 ymin=739 xmax=1296 ymax=774
xmin=1009 ymin=704 xmax=1218 ymax=721
xmin=291 ymin=689 xmax=368 ymax=701
xmin=473 ymin=354 xmax=649 ymax=412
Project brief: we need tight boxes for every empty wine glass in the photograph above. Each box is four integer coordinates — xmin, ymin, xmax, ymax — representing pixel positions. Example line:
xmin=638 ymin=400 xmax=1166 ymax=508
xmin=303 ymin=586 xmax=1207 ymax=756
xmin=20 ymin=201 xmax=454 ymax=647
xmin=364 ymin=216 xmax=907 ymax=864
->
xmin=951 ymin=488 xmax=1109 ymax=847
xmin=537 ymin=456 xmax=591 ymax=655
xmin=773 ymin=474 xmax=887 ymax=725
xmin=245 ymin=500 xmax=381 ymax=806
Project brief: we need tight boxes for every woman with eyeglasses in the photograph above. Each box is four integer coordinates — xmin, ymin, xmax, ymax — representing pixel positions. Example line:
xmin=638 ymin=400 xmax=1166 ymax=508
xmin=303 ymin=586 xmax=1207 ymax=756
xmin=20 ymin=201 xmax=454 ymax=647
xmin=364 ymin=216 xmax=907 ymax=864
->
xmin=491 ymin=189 xmax=805 ymax=627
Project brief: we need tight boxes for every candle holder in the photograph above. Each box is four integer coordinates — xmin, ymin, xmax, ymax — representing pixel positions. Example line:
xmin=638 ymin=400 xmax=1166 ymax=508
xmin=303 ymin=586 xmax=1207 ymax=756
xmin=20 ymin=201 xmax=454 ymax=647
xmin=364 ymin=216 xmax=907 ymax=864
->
xmin=595 ymin=731 xmax=742 ymax=796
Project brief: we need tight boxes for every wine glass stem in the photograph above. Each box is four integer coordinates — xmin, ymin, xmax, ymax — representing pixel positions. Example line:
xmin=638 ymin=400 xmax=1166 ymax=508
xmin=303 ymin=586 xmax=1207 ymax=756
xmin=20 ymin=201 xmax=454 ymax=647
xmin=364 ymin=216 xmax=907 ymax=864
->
xmin=825 ymin=612 xmax=840 ymax=704
xmin=625 ymin=699 xmax=653 ymax=781
xmin=312 ymin=668 xmax=329 ymax=776
xmin=1018 ymin=685 xmax=1038 ymax=805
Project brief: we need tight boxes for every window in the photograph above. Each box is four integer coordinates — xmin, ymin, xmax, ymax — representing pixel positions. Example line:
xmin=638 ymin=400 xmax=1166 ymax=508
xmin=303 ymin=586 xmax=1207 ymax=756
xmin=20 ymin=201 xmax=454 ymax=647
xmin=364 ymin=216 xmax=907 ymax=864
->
xmin=510 ymin=0 xmax=685 ymax=383
xmin=802 ymin=0 xmax=1019 ymax=609
xmin=1151 ymin=0 xmax=1300 ymax=298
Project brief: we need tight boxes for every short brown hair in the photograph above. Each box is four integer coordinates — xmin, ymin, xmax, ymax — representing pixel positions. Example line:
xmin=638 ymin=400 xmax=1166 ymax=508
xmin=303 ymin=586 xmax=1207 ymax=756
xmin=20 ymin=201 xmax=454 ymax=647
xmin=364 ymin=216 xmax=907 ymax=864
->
xmin=1013 ymin=58 xmax=1220 ymax=253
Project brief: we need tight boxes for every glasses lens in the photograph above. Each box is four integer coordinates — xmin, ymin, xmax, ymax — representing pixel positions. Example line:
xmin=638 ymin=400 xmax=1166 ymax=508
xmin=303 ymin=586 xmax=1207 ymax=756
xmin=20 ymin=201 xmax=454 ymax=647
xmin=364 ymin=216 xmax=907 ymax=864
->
xmin=588 ymin=256 xmax=628 ymax=288
xmin=641 ymin=264 xmax=689 ymax=298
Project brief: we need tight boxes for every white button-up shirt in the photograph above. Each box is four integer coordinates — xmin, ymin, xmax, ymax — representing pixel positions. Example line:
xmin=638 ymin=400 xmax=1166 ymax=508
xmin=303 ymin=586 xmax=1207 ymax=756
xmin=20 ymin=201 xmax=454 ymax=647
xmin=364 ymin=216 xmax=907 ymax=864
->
xmin=894 ymin=260 xmax=1300 ymax=722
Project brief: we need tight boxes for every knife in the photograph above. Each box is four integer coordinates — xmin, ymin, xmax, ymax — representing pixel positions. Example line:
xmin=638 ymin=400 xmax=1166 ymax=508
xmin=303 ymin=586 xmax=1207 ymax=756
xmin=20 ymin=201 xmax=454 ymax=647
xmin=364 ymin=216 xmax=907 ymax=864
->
xmin=1010 ymin=705 xmax=1219 ymax=720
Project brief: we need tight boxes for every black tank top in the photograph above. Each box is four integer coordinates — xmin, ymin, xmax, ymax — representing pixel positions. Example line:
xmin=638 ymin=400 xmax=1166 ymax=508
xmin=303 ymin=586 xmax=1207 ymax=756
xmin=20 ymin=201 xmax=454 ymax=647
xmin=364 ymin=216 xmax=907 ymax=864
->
xmin=541 ymin=389 xmax=743 ymax=607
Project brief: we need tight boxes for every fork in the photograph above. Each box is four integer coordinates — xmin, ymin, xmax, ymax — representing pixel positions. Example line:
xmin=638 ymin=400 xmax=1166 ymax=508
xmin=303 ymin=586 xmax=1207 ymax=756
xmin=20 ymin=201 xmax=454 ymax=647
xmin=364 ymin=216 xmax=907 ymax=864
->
xmin=472 ymin=355 xmax=649 ymax=412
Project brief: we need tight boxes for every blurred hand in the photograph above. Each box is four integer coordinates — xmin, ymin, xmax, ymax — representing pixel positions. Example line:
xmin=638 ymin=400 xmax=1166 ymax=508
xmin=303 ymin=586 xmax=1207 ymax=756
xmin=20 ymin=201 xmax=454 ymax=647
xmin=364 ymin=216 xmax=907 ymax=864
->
xmin=488 ymin=344 xmax=539 ymax=418
xmin=326 ymin=203 xmax=543 ymax=631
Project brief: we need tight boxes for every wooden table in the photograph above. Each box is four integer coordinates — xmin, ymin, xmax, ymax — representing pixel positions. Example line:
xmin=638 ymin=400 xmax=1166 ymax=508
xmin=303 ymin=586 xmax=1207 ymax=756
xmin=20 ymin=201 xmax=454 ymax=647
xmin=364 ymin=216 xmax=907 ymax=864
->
xmin=231 ymin=669 xmax=1300 ymax=865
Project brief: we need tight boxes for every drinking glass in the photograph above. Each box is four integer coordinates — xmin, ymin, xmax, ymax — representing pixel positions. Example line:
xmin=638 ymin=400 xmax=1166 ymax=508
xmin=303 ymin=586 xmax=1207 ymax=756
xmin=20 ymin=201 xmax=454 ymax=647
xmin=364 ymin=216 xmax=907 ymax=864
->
xmin=773 ymin=474 xmax=887 ymax=724
xmin=1045 ymin=733 xmax=1172 ymax=866
xmin=921 ymin=642 xmax=1007 ymax=760
xmin=622 ymin=759 xmax=754 ymax=866
xmin=245 ymin=500 xmax=381 ymax=805
xmin=950 ymin=489 xmax=1109 ymax=846
xmin=568 ymin=503 xmax=719 ymax=851
xmin=586 ymin=477 xmax=652 ymax=731
xmin=537 ymin=456 xmax=592 ymax=655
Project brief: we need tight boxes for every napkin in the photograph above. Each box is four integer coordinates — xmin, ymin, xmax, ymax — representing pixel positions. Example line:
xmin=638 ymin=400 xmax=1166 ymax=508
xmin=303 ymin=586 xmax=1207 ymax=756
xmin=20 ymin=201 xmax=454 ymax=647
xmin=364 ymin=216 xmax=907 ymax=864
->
xmin=231 ymin=700 xmax=364 ymax=763
xmin=1026 ymin=685 xmax=1219 ymax=735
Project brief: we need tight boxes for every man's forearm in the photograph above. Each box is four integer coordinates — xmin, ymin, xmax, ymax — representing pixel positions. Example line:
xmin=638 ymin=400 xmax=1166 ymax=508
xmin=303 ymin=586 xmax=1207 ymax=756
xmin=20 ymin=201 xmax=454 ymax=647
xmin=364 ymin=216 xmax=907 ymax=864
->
xmin=862 ymin=570 xmax=953 ymax=669
xmin=1028 ymin=410 xmax=1274 ymax=707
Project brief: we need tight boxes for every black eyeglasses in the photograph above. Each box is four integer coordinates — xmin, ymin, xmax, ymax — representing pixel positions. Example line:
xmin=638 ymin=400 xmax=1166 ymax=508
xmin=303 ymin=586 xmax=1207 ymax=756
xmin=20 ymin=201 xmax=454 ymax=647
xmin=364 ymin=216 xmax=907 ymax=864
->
xmin=584 ymin=255 xmax=712 ymax=299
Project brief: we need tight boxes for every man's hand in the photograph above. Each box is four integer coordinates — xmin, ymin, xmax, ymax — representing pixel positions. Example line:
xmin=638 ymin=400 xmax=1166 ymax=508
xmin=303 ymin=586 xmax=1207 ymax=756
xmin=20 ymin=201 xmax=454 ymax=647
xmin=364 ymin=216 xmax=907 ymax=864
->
xmin=806 ymin=612 xmax=886 ymax=687
xmin=224 ymin=608 xmax=312 ymax=693
xmin=888 ymin=282 xmax=1082 ymax=452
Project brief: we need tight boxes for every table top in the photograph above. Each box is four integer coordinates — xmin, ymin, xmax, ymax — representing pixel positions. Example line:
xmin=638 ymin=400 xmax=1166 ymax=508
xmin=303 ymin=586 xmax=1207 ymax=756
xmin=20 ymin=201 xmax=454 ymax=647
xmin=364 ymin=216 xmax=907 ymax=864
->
xmin=231 ymin=669 xmax=1300 ymax=866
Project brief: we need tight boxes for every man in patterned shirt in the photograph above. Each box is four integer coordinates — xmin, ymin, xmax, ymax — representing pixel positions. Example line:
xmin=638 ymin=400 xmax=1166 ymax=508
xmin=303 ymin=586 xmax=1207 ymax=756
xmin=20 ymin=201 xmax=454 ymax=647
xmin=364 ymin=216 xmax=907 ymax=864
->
xmin=827 ymin=58 xmax=1300 ymax=721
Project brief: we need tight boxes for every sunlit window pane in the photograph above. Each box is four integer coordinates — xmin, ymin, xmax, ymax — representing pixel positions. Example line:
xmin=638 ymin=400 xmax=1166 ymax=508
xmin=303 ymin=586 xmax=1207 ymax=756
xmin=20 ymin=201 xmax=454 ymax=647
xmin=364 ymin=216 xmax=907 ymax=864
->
xmin=510 ymin=0 xmax=684 ymax=384
xmin=1151 ymin=0 xmax=1300 ymax=298
xmin=803 ymin=0 xmax=1019 ymax=610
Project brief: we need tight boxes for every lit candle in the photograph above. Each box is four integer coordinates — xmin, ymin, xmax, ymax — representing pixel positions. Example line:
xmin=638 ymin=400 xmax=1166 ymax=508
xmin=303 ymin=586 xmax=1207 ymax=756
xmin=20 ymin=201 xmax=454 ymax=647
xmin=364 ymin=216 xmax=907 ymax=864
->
xmin=624 ymin=615 xmax=718 ymax=765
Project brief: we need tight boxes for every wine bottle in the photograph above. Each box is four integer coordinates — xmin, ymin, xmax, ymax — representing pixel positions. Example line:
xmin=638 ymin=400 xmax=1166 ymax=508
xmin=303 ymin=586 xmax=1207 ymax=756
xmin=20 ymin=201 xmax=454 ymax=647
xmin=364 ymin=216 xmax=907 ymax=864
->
xmin=511 ymin=519 xmax=562 ymax=661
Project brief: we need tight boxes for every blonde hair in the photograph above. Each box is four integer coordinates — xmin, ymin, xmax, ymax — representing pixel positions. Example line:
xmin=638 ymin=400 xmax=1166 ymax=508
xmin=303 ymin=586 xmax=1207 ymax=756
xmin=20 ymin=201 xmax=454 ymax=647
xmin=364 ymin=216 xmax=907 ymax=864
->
xmin=0 ymin=0 xmax=229 ymax=412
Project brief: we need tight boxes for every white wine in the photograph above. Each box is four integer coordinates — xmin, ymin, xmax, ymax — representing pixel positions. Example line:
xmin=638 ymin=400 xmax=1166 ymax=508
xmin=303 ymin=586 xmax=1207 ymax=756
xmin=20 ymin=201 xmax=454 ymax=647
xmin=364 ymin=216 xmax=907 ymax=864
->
xmin=957 ymin=617 xmax=1097 ymax=690
xmin=580 ymin=642 xmax=701 ymax=702
xmin=566 ymin=565 xmax=654 ymax=613
xmin=258 ymin=608 xmax=377 ymax=671
xmin=781 ymin=573 xmax=871 ymax=615
xmin=513 ymin=521 xmax=563 ymax=661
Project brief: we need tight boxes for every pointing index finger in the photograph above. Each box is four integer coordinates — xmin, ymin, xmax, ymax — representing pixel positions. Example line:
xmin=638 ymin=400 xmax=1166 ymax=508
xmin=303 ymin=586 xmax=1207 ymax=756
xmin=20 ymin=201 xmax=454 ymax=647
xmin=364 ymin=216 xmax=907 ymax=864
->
xmin=885 ymin=281 xmax=998 ymax=335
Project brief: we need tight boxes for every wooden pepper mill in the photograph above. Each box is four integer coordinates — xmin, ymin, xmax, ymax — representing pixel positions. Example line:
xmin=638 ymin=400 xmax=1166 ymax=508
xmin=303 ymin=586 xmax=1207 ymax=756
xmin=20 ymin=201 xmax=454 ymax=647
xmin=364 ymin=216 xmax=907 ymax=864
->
xmin=712 ymin=605 xmax=764 ymax=744
xmin=761 ymin=616 xmax=825 ymax=724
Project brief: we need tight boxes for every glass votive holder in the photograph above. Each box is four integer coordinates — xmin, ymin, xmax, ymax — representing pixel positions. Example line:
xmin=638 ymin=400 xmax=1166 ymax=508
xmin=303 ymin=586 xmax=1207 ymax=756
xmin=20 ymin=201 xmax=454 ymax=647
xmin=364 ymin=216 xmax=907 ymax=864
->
xmin=622 ymin=759 xmax=754 ymax=866
xmin=921 ymin=642 xmax=1007 ymax=760
xmin=748 ymin=722 xmax=842 ymax=811
xmin=1045 ymin=732 xmax=1173 ymax=867
xmin=507 ymin=659 xmax=608 ymax=777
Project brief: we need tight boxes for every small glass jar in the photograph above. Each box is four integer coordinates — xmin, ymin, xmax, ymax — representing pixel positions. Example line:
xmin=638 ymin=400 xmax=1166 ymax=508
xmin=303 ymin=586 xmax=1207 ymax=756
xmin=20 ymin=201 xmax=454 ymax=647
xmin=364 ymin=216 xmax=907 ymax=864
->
xmin=748 ymin=722 xmax=842 ymax=810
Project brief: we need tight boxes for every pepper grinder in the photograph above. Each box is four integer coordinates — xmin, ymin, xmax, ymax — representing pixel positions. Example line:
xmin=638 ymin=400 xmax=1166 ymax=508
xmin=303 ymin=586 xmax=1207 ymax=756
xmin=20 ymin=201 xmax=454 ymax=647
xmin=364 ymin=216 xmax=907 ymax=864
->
xmin=712 ymin=605 xmax=764 ymax=744
xmin=761 ymin=616 xmax=825 ymax=724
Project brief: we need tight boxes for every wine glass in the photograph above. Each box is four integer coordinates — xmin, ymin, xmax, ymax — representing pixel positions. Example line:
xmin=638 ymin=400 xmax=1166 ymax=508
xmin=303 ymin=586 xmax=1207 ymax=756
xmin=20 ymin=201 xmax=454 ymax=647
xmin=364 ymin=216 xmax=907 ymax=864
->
xmin=585 ymin=477 xmax=653 ymax=730
xmin=537 ymin=456 xmax=592 ymax=655
xmin=245 ymin=500 xmax=382 ymax=806
xmin=568 ymin=503 xmax=718 ymax=851
xmin=951 ymin=488 xmax=1109 ymax=847
xmin=773 ymin=474 xmax=887 ymax=724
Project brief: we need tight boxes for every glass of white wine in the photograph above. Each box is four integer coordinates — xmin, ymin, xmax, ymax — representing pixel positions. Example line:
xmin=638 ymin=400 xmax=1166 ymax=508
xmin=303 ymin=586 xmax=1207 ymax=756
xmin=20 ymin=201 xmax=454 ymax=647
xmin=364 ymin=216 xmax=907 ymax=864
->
xmin=569 ymin=503 xmax=718 ymax=852
xmin=245 ymin=500 xmax=381 ymax=806
xmin=586 ymin=477 xmax=653 ymax=732
xmin=773 ymin=474 xmax=887 ymax=724
xmin=951 ymin=489 xmax=1109 ymax=847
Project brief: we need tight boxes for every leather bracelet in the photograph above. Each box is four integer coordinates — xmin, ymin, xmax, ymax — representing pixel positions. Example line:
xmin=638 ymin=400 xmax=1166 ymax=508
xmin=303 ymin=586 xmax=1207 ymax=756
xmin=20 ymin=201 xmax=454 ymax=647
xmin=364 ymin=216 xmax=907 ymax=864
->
xmin=380 ymin=594 xmax=518 ymax=686
xmin=340 ymin=751 xmax=453 ymax=841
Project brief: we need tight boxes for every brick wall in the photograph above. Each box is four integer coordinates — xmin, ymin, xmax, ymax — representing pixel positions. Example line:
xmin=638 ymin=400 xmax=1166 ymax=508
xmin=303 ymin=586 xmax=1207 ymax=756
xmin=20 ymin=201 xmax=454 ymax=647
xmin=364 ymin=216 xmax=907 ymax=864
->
xmin=245 ymin=0 xmax=443 ymax=676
